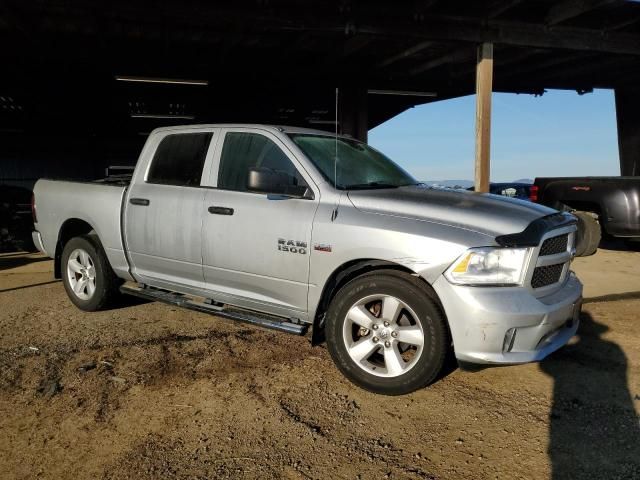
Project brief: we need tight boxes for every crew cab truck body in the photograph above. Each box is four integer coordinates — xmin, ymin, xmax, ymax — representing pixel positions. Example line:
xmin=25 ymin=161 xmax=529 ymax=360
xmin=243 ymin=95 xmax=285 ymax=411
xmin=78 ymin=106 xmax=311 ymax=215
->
xmin=532 ymin=176 xmax=640 ymax=256
xmin=32 ymin=125 xmax=583 ymax=395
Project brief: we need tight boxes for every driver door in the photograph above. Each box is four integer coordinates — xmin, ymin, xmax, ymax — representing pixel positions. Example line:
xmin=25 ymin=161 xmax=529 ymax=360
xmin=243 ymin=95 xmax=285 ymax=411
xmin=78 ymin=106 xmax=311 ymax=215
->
xmin=201 ymin=128 xmax=319 ymax=319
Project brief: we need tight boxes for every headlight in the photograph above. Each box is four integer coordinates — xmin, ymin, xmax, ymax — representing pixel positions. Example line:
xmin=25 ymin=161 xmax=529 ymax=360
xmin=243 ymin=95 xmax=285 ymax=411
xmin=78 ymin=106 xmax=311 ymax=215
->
xmin=444 ymin=247 xmax=531 ymax=286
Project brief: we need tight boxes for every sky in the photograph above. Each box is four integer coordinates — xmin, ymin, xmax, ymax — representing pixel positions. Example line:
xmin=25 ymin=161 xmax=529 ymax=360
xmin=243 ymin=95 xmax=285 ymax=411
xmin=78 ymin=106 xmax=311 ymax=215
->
xmin=368 ymin=89 xmax=620 ymax=182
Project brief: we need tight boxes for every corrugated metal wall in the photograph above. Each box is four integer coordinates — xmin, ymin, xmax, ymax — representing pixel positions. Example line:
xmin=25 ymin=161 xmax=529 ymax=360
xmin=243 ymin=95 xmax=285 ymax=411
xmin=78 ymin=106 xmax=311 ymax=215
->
xmin=0 ymin=133 xmax=145 ymax=190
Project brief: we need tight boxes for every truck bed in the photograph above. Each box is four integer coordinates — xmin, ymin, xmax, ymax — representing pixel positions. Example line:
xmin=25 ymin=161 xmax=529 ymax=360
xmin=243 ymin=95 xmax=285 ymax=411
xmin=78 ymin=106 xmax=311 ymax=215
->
xmin=32 ymin=179 xmax=132 ymax=279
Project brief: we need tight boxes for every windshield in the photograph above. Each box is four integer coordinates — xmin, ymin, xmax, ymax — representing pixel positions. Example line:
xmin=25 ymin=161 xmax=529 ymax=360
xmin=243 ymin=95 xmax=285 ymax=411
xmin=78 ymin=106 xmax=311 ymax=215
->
xmin=289 ymin=134 xmax=417 ymax=190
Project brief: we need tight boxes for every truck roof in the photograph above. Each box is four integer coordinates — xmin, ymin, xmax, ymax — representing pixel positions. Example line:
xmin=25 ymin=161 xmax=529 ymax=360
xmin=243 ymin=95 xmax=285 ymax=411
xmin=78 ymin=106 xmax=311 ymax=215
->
xmin=149 ymin=124 xmax=338 ymax=137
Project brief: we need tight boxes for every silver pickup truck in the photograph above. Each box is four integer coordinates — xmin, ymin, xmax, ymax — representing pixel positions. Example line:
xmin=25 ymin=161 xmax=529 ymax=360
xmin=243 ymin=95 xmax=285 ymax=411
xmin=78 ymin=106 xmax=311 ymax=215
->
xmin=32 ymin=124 xmax=583 ymax=395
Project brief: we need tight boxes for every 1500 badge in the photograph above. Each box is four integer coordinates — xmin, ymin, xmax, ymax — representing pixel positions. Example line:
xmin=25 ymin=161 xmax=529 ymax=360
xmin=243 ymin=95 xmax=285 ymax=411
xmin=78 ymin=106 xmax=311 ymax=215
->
xmin=278 ymin=238 xmax=307 ymax=254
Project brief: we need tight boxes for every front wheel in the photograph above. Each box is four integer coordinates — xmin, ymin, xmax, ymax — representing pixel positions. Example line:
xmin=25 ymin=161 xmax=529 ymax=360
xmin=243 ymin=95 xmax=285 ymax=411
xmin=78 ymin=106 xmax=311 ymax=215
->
xmin=61 ymin=235 xmax=121 ymax=311
xmin=325 ymin=271 xmax=449 ymax=395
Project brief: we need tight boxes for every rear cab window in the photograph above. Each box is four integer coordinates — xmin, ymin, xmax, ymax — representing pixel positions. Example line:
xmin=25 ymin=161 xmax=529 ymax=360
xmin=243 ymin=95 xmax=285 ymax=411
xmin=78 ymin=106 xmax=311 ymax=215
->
xmin=147 ymin=132 xmax=213 ymax=186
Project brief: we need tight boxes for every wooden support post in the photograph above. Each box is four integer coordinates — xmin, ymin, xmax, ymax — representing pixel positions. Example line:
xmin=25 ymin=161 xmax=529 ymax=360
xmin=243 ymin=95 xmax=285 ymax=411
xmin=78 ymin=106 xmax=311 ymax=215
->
xmin=475 ymin=43 xmax=493 ymax=193
xmin=615 ymin=87 xmax=640 ymax=176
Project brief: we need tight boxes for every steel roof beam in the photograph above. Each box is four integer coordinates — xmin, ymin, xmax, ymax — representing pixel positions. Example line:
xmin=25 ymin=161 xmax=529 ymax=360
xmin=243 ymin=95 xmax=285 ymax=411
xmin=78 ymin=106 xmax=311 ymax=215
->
xmin=545 ymin=0 xmax=618 ymax=25
xmin=376 ymin=40 xmax=435 ymax=68
xmin=486 ymin=0 xmax=524 ymax=19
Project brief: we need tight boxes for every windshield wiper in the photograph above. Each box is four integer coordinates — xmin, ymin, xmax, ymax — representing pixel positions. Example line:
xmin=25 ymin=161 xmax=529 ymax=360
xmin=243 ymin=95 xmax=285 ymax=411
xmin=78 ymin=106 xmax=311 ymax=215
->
xmin=345 ymin=182 xmax=401 ymax=190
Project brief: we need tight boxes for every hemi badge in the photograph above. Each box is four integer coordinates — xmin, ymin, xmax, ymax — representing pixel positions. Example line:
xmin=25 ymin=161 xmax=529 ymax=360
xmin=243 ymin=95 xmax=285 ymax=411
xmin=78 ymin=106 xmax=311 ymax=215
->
xmin=314 ymin=244 xmax=332 ymax=252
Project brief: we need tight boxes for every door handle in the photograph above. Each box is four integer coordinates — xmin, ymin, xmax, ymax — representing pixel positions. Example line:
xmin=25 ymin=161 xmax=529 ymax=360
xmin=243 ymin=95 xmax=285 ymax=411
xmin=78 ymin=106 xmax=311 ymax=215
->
xmin=130 ymin=198 xmax=150 ymax=206
xmin=208 ymin=206 xmax=234 ymax=216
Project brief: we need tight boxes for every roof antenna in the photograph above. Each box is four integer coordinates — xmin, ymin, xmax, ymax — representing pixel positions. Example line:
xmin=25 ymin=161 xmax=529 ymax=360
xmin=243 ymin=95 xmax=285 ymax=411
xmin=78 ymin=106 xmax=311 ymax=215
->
xmin=334 ymin=87 xmax=338 ymax=191
xmin=331 ymin=87 xmax=341 ymax=222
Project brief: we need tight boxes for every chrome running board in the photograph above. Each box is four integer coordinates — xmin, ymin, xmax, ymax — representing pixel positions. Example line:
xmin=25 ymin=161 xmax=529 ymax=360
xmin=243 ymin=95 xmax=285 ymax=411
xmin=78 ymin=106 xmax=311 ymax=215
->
xmin=120 ymin=284 xmax=308 ymax=335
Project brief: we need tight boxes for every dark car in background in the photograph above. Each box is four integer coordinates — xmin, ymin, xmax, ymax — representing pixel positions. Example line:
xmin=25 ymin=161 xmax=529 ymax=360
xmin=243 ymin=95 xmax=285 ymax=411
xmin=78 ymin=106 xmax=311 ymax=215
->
xmin=467 ymin=182 xmax=532 ymax=200
xmin=1 ymin=185 xmax=36 ymax=252
xmin=531 ymin=176 xmax=640 ymax=256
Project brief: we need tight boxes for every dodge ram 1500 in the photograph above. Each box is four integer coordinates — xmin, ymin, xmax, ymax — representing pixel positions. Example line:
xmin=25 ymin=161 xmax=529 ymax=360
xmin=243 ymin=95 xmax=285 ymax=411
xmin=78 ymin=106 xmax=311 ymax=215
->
xmin=32 ymin=125 xmax=583 ymax=394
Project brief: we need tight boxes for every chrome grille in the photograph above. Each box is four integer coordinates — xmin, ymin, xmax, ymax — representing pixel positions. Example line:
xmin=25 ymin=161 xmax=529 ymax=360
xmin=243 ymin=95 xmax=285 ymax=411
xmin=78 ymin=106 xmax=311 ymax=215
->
xmin=529 ymin=227 xmax=575 ymax=293
xmin=539 ymin=234 xmax=568 ymax=256
xmin=531 ymin=264 xmax=564 ymax=288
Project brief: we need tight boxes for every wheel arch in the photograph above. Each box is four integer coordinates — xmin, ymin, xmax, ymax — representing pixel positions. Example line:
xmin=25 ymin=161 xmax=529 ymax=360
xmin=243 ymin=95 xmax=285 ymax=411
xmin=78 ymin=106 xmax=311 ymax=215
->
xmin=54 ymin=218 xmax=96 ymax=278
xmin=559 ymin=200 xmax=602 ymax=216
xmin=556 ymin=200 xmax=608 ymax=237
xmin=310 ymin=259 xmax=445 ymax=345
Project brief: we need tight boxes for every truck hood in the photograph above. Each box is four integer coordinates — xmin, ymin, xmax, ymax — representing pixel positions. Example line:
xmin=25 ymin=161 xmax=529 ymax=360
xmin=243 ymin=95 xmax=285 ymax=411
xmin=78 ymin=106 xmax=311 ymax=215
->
xmin=347 ymin=185 xmax=557 ymax=238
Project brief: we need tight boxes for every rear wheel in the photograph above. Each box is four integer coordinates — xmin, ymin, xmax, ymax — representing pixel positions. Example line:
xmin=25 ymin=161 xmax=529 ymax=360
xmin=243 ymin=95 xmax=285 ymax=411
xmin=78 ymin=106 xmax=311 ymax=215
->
xmin=325 ymin=271 xmax=448 ymax=395
xmin=573 ymin=211 xmax=601 ymax=257
xmin=61 ymin=235 xmax=121 ymax=311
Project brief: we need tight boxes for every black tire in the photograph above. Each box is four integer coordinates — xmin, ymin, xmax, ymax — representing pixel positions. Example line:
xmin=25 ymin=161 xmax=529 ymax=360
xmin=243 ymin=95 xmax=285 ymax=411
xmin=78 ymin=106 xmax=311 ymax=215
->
xmin=573 ymin=211 xmax=601 ymax=257
xmin=325 ymin=270 xmax=449 ymax=395
xmin=61 ymin=235 xmax=121 ymax=311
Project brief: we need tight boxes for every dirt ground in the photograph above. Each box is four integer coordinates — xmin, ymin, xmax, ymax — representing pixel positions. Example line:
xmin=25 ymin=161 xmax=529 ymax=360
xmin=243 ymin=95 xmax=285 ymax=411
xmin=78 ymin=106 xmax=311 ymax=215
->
xmin=1 ymin=251 xmax=639 ymax=480
xmin=572 ymin=240 xmax=640 ymax=300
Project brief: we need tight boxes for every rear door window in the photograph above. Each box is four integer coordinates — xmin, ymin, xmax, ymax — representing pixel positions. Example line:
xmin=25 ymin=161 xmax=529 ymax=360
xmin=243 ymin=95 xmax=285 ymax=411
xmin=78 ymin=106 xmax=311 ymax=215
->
xmin=147 ymin=132 xmax=213 ymax=186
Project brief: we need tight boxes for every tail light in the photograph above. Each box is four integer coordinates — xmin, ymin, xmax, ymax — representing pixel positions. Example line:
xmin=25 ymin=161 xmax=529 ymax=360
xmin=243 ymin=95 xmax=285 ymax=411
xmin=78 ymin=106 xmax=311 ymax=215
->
xmin=529 ymin=185 xmax=539 ymax=202
xmin=31 ymin=193 xmax=38 ymax=223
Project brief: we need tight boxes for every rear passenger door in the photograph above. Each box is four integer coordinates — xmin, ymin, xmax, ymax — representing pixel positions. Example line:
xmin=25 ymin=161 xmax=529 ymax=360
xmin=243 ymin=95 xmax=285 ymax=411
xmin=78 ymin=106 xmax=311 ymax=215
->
xmin=201 ymin=128 xmax=319 ymax=319
xmin=125 ymin=129 xmax=217 ymax=288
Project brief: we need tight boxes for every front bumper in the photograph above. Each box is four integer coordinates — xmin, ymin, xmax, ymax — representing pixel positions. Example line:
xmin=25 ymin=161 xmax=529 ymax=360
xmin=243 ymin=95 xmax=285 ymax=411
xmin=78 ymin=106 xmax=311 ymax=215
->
xmin=433 ymin=272 xmax=583 ymax=364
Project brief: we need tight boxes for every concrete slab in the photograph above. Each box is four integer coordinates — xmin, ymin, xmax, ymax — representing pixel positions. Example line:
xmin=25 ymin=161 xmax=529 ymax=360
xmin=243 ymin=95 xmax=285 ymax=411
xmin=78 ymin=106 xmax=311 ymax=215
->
xmin=572 ymin=244 xmax=640 ymax=302
xmin=0 ymin=251 xmax=56 ymax=292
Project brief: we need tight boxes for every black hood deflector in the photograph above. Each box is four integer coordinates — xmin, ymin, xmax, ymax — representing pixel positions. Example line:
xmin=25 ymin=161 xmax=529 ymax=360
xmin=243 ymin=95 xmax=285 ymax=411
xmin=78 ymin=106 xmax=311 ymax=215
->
xmin=495 ymin=212 xmax=577 ymax=247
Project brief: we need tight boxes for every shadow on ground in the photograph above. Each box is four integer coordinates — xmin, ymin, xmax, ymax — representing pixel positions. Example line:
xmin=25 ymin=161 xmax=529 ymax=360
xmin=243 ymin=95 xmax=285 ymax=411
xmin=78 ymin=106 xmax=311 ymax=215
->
xmin=598 ymin=238 xmax=640 ymax=252
xmin=540 ymin=312 xmax=640 ymax=479
xmin=0 ymin=280 xmax=60 ymax=293
xmin=584 ymin=291 xmax=640 ymax=304
xmin=0 ymin=254 xmax=50 ymax=271
xmin=111 ymin=291 xmax=151 ymax=308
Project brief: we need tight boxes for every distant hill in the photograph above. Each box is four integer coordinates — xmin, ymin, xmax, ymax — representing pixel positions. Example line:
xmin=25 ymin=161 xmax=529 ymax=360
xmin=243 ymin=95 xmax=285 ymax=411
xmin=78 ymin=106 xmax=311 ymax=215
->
xmin=422 ymin=178 xmax=534 ymax=189
xmin=422 ymin=179 xmax=473 ymax=189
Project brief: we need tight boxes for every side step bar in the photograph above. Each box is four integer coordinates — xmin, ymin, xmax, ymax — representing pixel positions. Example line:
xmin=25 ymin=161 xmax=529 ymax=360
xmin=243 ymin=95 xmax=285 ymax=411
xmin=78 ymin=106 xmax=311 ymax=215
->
xmin=120 ymin=284 xmax=309 ymax=336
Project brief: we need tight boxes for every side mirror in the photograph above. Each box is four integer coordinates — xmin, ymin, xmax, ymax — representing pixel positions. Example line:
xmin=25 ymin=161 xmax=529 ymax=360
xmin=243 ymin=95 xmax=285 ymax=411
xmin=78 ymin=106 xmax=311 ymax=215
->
xmin=247 ymin=167 xmax=313 ymax=199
